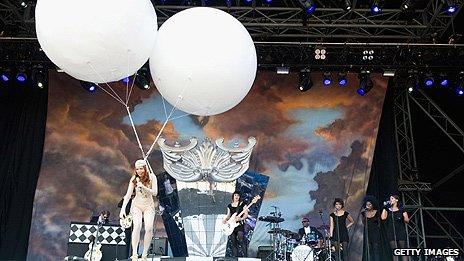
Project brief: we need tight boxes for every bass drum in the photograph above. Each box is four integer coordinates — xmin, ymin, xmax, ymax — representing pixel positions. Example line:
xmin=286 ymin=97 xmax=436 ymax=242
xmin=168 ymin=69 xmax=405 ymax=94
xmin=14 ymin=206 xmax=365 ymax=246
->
xmin=291 ymin=245 xmax=314 ymax=261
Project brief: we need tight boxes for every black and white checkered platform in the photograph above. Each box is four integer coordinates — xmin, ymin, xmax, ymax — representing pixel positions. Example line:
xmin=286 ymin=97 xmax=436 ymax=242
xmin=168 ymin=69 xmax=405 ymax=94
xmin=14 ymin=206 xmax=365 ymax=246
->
xmin=68 ymin=222 xmax=126 ymax=245
xmin=117 ymin=257 xmax=261 ymax=261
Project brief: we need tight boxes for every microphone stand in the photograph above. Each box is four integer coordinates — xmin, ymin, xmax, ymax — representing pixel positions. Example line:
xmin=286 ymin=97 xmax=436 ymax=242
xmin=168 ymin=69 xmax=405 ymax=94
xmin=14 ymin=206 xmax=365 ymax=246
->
xmin=318 ymin=211 xmax=331 ymax=261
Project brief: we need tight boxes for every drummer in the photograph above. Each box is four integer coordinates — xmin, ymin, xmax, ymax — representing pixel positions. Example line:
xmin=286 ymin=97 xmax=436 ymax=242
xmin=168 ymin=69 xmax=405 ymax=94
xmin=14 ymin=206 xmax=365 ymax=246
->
xmin=297 ymin=217 xmax=323 ymax=248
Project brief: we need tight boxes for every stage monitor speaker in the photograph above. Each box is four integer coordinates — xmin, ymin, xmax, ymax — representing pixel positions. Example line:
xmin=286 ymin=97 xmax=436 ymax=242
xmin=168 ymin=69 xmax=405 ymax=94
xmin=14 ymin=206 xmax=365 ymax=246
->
xmin=257 ymin=245 xmax=274 ymax=260
xmin=149 ymin=237 xmax=168 ymax=256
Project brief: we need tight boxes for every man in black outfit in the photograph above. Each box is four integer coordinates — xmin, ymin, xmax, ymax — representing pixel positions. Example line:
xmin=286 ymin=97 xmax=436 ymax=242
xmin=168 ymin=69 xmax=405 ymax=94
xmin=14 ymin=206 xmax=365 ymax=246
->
xmin=298 ymin=217 xmax=323 ymax=247
xmin=90 ymin=210 xmax=110 ymax=225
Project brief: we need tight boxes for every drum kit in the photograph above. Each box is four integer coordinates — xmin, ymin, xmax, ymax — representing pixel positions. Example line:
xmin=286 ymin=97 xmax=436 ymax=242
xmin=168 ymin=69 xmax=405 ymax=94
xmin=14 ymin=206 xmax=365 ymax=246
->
xmin=258 ymin=208 xmax=338 ymax=261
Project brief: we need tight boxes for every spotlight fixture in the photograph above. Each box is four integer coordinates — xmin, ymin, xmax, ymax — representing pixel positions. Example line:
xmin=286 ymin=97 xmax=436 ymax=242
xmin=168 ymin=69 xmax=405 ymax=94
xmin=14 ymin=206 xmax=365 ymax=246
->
xmin=438 ymin=73 xmax=449 ymax=87
xmin=134 ymin=66 xmax=151 ymax=90
xmin=122 ymin=77 xmax=130 ymax=84
xmin=323 ymin=72 xmax=332 ymax=86
xmin=343 ymin=0 xmax=352 ymax=11
xmin=445 ymin=0 xmax=457 ymax=13
xmin=32 ymin=67 xmax=46 ymax=89
xmin=298 ymin=0 xmax=316 ymax=14
xmin=423 ymin=73 xmax=434 ymax=88
xmin=407 ymin=72 xmax=419 ymax=93
xmin=456 ymin=71 xmax=464 ymax=96
xmin=357 ymin=71 xmax=373 ymax=96
xmin=298 ymin=70 xmax=313 ymax=92
xmin=371 ymin=0 xmax=382 ymax=13
xmin=338 ymin=72 xmax=348 ymax=86
xmin=362 ymin=50 xmax=374 ymax=60
xmin=401 ymin=0 xmax=412 ymax=11
xmin=1 ymin=68 xmax=11 ymax=83
xmin=80 ymin=81 xmax=97 ymax=93
xmin=16 ymin=68 xmax=27 ymax=83
xmin=456 ymin=86 xmax=464 ymax=96
xmin=276 ymin=66 xmax=290 ymax=75
xmin=315 ymin=47 xmax=326 ymax=60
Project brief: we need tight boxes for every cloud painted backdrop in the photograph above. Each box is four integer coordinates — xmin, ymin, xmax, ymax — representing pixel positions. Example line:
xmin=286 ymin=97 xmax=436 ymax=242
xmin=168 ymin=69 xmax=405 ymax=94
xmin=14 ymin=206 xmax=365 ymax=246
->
xmin=28 ymin=71 xmax=387 ymax=260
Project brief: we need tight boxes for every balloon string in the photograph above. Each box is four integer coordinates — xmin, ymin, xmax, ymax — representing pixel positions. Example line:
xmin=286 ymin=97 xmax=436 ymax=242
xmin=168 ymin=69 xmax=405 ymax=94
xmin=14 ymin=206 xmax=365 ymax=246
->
xmin=126 ymin=105 xmax=147 ymax=159
xmin=161 ymin=94 xmax=168 ymax=122
xmin=95 ymin=83 xmax=127 ymax=106
xmin=86 ymin=62 xmax=126 ymax=105
xmin=126 ymin=72 xmax=138 ymax=105
xmin=144 ymin=77 xmax=191 ymax=159
xmin=125 ymin=51 xmax=130 ymax=104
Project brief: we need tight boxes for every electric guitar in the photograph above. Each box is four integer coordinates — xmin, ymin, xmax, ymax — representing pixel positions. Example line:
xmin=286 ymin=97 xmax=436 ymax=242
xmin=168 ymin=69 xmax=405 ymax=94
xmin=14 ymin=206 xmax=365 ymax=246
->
xmin=222 ymin=195 xmax=261 ymax=236
xmin=84 ymin=242 xmax=102 ymax=261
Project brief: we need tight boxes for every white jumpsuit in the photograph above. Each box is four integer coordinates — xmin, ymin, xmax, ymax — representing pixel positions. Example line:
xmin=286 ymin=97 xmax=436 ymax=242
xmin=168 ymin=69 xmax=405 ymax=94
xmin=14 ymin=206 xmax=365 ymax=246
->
xmin=121 ymin=173 xmax=157 ymax=259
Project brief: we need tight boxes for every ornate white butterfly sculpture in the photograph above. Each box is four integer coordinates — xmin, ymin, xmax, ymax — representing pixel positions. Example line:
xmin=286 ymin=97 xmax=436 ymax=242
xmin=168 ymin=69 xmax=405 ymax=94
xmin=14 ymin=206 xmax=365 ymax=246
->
xmin=157 ymin=137 xmax=257 ymax=183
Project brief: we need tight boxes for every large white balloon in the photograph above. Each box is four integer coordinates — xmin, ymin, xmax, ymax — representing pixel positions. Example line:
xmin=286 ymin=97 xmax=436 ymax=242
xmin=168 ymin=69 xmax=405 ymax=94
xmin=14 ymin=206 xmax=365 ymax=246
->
xmin=149 ymin=7 xmax=257 ymax=116
xmin=35 ymin=0 xmax=157 ymax=83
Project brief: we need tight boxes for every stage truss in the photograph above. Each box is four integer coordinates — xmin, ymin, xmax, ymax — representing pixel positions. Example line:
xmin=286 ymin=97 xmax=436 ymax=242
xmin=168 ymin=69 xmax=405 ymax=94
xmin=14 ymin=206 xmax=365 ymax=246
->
xmin=393 ymin=78 xmax=464 ymax=257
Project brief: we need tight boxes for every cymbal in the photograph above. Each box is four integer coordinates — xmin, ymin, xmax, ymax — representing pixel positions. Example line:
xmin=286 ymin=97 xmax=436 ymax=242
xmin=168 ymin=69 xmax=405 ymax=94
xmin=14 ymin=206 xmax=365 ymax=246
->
xmin=258 ymin=216 xmax=285 ymax=223
xmin=267 ymin=228 xmax=282 ymax=234
xmin=267 ymin=228 xmax=296 ymax=237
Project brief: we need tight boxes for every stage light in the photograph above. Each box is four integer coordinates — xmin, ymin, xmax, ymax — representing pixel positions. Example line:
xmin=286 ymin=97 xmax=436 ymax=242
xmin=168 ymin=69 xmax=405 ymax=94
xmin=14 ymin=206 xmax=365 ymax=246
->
xmin=401 ymin=0 xmax=412 ymax=11
xmin=80 ymin=81 xmax=97 ymax=93
xmin=371 ymin=0 xmax=382 ymax=13
xmin=1 ymin=69 xmax=11 ymax=83
xmin=16 ymin=69 xmax=27 ymax=83
xmin=424 ymin=73 xmax=434 ymax=87
xmin=338 ymin=72 xmax=348 ymax=86
xmin=299 ymin=0 xmax=316 ymax=14
xmin=343 ymin=0 xmax=352 ymax=11
xmin=134 ymin=66 xmax=151 ymax=90
xmin=277 ymin=66 xmax=290 ymax=75
xmin=323 ymin=72 xmax=332 ymax=86
xmin=456 ymin=72 xmax=464 ymax=96
xmin=362 ymin=50 xmax=374 ymax=60
xmin=438 ymin=73 xmax=449 ymax=87
xmin=407 ymin=72 xmax=419 ymax=93
xmin=445 ymin=0 xmax=457 ymax=13
xmin=315 ymin=48 xmax=326 ymax=60
xmin=357 ymin=71 xmax=373 ymax=96
xmin=299 ymin=70 xmax=313 ymax=92
xmin=32 ymin=68 xmax=46 ymax=89
xmin=456 ymin=86 xmax=464 ymax=96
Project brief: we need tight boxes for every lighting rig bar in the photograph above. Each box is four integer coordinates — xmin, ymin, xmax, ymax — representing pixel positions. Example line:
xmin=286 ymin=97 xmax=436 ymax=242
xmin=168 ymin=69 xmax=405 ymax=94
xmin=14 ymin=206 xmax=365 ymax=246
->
xmin=2 ymin=38 xmax=464 ymax=72
xmin=0 ymin=0 xmax=461 ymax=42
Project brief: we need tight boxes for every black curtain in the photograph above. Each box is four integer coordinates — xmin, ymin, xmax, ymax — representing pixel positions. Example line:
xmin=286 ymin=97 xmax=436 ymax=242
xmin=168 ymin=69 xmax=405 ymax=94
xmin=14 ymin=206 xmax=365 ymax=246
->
xmin=0 ymin=81 xmax=48 ymax=259
xmin=364 ymin=82 xmax=398 ymax=261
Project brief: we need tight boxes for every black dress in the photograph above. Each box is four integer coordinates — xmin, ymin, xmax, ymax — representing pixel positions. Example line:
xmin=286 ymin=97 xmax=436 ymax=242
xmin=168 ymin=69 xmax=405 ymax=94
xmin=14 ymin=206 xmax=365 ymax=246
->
xmin=364 ymin=211 xmax=381 ymax=243
xmin=330 ymin=211 xmax=350 ymax=243
xmin=385 ymin=208 xmax=407 ymax=241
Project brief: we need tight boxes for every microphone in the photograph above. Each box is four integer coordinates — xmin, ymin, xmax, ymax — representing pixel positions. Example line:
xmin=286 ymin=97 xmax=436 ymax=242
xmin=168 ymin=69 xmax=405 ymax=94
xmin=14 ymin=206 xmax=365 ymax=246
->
xmin=383 ymin=201 xmax=390 ymax=206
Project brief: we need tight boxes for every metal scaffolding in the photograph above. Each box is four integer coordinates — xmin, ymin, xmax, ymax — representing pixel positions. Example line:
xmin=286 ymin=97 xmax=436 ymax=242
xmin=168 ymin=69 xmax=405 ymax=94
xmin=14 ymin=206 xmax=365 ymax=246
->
xmin=393 ymin=79 xmax=464 ymax=256
xmin=0 ymin=0 xmax=462 ymax=42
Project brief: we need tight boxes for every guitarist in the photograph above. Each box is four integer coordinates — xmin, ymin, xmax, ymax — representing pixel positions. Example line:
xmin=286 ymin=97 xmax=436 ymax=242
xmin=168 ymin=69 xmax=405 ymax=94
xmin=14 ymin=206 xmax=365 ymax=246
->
xmin=223 ymin=191 xmax=249 ymax=257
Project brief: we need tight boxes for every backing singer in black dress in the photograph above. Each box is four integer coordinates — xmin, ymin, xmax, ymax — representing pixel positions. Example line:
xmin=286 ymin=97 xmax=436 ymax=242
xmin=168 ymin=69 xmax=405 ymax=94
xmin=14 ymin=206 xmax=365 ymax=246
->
xmin=330 ymin=198 xmax=354 ymax=261
xmin=362 ymin=199 xmax=381 ymax=261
